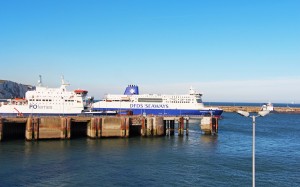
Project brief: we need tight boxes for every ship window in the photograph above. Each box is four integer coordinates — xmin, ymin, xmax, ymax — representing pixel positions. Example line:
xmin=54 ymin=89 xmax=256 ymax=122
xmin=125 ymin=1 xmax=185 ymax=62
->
xmin=138 ymin=98 xmax=163 ymax=102
xmin=196 ymin=99 xmax=202 ymax=103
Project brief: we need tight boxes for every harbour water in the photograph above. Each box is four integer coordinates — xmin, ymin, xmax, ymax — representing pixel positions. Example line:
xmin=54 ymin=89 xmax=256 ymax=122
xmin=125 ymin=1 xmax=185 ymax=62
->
xmin=0 ymin=113 xmax=299 ymax=186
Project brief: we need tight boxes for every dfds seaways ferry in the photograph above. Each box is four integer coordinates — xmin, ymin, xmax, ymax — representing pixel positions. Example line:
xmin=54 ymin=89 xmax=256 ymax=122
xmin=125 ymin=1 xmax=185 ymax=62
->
xmin=0 ymin=76 xmax=91 ymax=116
xmin=92 ymin=85 xmax=223 ymax=117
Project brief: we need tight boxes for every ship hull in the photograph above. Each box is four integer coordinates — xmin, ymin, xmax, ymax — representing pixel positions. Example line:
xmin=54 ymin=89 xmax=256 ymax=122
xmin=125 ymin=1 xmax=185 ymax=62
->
xmin=92 ymin=107 xmax=223 ymax=117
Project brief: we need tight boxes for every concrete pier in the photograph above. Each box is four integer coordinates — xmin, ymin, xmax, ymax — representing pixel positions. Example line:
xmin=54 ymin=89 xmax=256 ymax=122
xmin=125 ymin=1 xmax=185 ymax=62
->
xmin=0 ymin=116 xmax=191 ymax=141
xmin=200 ymin=116 xmax=219 ymax=135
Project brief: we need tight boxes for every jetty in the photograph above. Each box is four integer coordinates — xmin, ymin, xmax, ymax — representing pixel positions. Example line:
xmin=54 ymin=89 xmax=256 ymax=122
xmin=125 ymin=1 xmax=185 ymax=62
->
xmin=0 ymin=115 xmax=219 ymax=142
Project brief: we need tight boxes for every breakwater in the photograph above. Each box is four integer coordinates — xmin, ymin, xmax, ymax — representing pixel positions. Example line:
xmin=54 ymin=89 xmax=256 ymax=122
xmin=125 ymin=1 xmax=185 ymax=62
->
xmin=219 ymin=106 xmax=300 ymax=113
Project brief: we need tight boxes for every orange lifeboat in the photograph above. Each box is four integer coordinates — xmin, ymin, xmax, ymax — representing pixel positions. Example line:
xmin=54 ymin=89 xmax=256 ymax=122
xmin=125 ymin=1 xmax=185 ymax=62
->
xmin=74 ymin=89 xmax=88 ymax=95
xmin=14 ymin=98 xmax=26 ymax=101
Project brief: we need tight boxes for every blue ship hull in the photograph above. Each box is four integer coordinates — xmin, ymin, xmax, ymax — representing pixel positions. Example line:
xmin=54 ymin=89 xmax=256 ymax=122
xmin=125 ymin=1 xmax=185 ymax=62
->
xmin=92 ymin=108 xmax=223 ymax=117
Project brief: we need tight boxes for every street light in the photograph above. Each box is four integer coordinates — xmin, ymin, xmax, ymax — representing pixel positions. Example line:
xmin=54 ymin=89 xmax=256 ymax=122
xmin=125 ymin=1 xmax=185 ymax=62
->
xmin=237 ymin=110 xmax=270 ymax=187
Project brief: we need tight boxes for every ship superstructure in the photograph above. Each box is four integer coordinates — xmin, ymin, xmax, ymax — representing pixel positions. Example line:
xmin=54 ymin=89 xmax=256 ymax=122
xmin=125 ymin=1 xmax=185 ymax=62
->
xmin=0 ymin=76 xmax=89 ymax=116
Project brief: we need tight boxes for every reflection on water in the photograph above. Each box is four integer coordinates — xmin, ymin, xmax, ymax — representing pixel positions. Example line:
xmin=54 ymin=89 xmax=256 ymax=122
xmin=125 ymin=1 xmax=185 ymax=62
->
xmin=200 ymin=134 xmax=218 ymax=145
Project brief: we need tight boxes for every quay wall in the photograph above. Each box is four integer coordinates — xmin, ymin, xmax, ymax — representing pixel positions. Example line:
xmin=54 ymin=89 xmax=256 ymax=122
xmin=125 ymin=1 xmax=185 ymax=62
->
xmin=0 ymin=115 xmax=196 ymax=141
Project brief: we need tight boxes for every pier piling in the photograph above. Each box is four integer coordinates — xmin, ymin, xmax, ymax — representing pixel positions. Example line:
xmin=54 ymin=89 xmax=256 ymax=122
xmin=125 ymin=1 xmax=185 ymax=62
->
xmin=0 ymin=116 xmax=191 ymax=141
xmin=200 ymin=116 xmax=219 ymax=135
xmin=0 ymin=117 xmax=3 ymax=141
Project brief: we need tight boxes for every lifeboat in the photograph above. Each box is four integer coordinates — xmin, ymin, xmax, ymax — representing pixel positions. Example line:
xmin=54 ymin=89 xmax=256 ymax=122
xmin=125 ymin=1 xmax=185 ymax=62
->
xmin=14 ymin=98 xmax=26 ymax=101
xmin=11 ymin=98 xmax=27 ymax=105
xmin=74 ymin=89 xmax=88 ymax=95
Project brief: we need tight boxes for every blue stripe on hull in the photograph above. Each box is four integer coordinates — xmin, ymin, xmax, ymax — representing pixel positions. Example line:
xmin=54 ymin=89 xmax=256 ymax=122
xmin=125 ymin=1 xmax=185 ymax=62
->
xmin=0 ymin=113 xmax=81 ymax=117
xmin=0 ymin=113 xmax=108 ymax=117
xmin=92 ymin=108 xmax=223 ymax=116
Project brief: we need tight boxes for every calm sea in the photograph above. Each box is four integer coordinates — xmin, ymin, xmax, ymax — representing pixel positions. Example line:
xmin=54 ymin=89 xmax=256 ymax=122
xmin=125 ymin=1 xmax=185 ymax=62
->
xmin=0 ymin=112 xmax=299 ymax=187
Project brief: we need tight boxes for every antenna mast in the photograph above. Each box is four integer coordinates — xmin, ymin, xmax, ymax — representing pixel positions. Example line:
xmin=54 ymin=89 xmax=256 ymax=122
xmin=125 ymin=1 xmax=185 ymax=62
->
xmin=38 ymin=75 xmax=43 ymax=87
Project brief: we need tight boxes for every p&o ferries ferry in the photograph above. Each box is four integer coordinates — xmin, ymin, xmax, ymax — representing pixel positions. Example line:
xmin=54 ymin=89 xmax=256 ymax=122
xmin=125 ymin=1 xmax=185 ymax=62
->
xmin=0 ymin=76 xmax=90 ymax=116
xmin=92 ymin=85 xmax=223 ymax=117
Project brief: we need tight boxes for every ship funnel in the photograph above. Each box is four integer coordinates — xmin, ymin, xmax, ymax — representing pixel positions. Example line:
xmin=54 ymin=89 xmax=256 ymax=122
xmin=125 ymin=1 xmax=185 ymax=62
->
xmin=124 ymin=85 xmax=139 ymax=95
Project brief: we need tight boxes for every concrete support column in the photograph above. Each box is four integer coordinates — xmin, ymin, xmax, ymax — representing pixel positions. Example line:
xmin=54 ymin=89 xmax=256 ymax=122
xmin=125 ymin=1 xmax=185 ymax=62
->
xmin=125 ymin=117 xmax=130 ymax=137
xmin=88 ymin=118 xmax=97 ymax=138
xmin=146 ymin=118 xmax=153 ymax=136
xmin=152 ymin=118 xmax=157 ymax=136
xmin=141 ymin=118 xmax=146 ymax=136
xmin=200 ymin=117 xmax=219 ymax=135
xmin=66 ymin=117 xmax=71 ymax=139
xmin=186 ymin=119 xmax=189 ymax=136
xmin=96 ymin=118 xmax=102 ymax=138
xmin=121 ymin=117 xmax=126 ymax=137
xmin=165 ymin=120 xmax=169 ymax=136
xmin=25 ymin=117 xmax=34 ymax=140
xmin=170 ymin=120 xmax=175 ymax=136
xmin=156 ymin=117 xmax=165 ymax=136
xmin=33 ymin=118 xmax=39 ymax=140
xmin=0 ymin=117 xmax=3 ymax=141
xmin=178 ymin=117 xmax=184 ymax=136
xmin=60 ymin=117 xmax=67 ymax=139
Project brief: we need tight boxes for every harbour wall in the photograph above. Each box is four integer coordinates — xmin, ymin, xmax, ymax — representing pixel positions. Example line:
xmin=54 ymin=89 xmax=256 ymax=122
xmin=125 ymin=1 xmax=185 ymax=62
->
xmin=219 ymin=106 xmax=300 ymax=113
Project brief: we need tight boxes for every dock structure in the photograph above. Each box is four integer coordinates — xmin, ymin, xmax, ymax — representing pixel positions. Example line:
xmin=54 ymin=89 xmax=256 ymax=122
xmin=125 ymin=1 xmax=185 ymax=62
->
xmin=0 ymin=116 xmax=194 ymax=141
xmin=200 ymin=116 xmax=219 ymax=135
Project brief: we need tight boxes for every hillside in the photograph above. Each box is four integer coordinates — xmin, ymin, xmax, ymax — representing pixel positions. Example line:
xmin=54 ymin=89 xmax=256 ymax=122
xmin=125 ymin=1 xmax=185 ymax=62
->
xmin=0 ymin=80 xmax=35 ymax=99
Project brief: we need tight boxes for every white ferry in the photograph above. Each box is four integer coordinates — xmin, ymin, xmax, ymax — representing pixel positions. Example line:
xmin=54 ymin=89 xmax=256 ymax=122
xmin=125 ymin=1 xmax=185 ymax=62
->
xmin=92 ymin=85 xmax=223 ymax=117
xmin=0 ymin=76 xmax=91 ymax=116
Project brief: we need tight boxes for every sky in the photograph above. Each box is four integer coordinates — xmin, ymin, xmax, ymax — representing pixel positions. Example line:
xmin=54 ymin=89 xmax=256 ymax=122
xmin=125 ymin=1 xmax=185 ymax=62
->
xmin=0 ymin=0 xmax=299 ymax=103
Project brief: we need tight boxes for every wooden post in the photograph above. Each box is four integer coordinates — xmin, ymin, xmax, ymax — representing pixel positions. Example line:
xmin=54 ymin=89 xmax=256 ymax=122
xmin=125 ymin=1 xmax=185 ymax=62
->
xmin=186 ymin=119 xmax=189 ymax=136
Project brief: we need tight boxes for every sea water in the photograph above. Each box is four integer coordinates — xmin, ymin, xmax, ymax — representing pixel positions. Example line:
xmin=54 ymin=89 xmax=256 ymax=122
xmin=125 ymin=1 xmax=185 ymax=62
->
xmin=0 ymin=113 xmax=299 ymax=186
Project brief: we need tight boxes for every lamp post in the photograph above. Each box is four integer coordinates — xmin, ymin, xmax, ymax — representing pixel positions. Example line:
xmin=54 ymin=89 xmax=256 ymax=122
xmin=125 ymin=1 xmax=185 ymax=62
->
xmin=237 ymin=110 xmax=270 ymax=187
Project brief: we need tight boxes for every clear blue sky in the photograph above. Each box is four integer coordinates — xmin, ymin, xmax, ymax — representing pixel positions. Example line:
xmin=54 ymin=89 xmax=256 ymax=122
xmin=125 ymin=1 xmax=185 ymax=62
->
xmin=1 ymin=0 xmax=299 ymax=103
